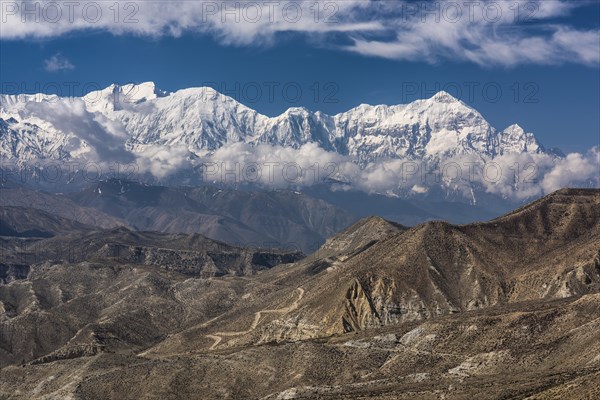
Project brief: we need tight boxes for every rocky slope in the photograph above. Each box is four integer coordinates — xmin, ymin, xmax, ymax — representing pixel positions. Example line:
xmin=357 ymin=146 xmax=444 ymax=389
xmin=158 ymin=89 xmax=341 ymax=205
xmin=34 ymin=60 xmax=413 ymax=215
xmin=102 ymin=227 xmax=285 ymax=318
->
xmin=0 ymin=206 xmax=94 ymax=238
xmin=0 ymin=189 xmax=599 ymax=399
xmin=0 ymin=185 xmax=127 ymax=229
xmin=0 ymin=225 xmax=302 ymax=367
xmin=2 ymin=293 xmax=599 ymax=399
xmin=150 ymin=188 xmax=599 ymax=352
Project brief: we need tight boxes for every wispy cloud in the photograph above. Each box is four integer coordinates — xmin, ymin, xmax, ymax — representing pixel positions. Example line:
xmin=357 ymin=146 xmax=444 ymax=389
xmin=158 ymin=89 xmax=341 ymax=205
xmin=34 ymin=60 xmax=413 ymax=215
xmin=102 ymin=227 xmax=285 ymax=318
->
xmin=43 ymin=53 xmax=75 ymax=72
xmin=345 ymin=1 xmax=600 ymax=67
xmin=2 ymin=1 xmax=598 ymax=67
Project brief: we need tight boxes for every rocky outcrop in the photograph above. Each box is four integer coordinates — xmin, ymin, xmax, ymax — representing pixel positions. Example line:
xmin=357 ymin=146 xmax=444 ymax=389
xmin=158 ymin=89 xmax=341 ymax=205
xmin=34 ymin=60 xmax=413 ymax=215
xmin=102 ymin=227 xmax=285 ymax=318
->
xmin=341 ymin=279 xmax=381 ymax=333
xmin=94 ymin=243 xmax=303 ymax=277
xmin=28 ymin=343 xmax=106 ymax=365
xmin=0 ymin=264 xmax=29 ymax=284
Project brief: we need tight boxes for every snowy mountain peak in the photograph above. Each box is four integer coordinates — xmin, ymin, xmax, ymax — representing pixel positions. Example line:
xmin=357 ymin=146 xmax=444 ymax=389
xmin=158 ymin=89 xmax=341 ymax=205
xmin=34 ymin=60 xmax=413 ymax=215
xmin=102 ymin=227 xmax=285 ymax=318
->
xmin=284 ymin=107 xmax=311 ymax=115
xmin=498 ymin=124 xmax=543 ymax=155
xmin=429 ymin=90 xmax=461 ymax=103
xmin=0 ymin=83 xmax=556 ymax=170
xmin=120 ymin=82 xmax=168 ymax=101
xmin=84 ymin=82 xmax=168 ymax=113
xmin=411 ymin=91 xmax=478 ymax=118
xmin=503 ymin=124 xmax=525 ymax=134
xmin=0 ymin=93 xmax=58 ymax=112
xmin=172 ymin=86 xmax=243 ymax=105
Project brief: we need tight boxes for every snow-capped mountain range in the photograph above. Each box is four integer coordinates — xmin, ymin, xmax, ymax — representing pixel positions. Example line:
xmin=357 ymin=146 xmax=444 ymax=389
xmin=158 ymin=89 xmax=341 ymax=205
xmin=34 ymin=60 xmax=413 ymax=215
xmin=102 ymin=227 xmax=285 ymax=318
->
xmin=0 ymin=81 xmax=549 ymax=166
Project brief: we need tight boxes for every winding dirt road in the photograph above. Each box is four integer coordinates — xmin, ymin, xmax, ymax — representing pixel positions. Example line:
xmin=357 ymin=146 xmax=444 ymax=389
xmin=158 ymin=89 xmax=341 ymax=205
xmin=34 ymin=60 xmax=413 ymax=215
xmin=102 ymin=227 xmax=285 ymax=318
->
xmin=207 ymin=287 xmax=305 ymax=350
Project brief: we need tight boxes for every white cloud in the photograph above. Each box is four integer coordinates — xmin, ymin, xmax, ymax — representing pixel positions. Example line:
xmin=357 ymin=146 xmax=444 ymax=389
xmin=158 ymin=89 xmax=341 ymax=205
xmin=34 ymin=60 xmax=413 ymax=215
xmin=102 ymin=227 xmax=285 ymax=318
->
xmin=43 ymin=53 xmax=75 ymax=72
xmin=23 ymin=97 xmax=134 ymax=163
xmin=541 ymin=148 xmax=600 ymax=193
xmin=135 ymin=144 xmax=194 ymax=179
xmin=345 ymin=1 xmax=599 ymax=67
xmin=193 ymin=142 xmax=599 ymax=200
xmin=15 ymin=96 xmax=197 ymax=178
xmin=2 ymin=1 xmax=598 ymax=67
xmin=2 ymin=1 xmax=379 ymax=42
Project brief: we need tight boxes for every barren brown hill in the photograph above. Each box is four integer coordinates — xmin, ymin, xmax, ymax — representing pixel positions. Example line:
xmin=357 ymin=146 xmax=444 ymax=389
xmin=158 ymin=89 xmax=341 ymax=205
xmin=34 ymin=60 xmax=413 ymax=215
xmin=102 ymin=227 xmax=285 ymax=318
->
xmin=0 ymin=189 xmax=599 ymax=399
xmin=0 ymin=226 xmax=302 ymax=367
xmin=152 ymin=188 xmax=599 ymax=353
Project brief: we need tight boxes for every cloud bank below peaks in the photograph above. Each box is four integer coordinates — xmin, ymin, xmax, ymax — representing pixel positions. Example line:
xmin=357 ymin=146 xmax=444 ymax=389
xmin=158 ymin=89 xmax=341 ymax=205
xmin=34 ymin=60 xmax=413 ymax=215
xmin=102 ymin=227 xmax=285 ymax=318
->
xmin=195 ymin=143 xmax=600 ymax=201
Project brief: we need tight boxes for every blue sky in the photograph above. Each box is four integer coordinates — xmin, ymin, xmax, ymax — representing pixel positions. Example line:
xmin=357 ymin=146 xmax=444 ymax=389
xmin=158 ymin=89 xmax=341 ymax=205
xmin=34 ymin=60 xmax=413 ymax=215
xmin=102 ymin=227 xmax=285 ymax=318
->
xmin=1 ymin=0 xmax=599 ymax=153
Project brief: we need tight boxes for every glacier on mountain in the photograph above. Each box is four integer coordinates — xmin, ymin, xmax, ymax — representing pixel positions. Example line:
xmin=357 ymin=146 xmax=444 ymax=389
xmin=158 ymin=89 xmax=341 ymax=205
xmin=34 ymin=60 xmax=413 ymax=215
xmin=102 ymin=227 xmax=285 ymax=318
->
xmin=1 ymin=83 xmax=597 ymax=206
xmin=0 ymin=82 xmax=550 ymax=166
